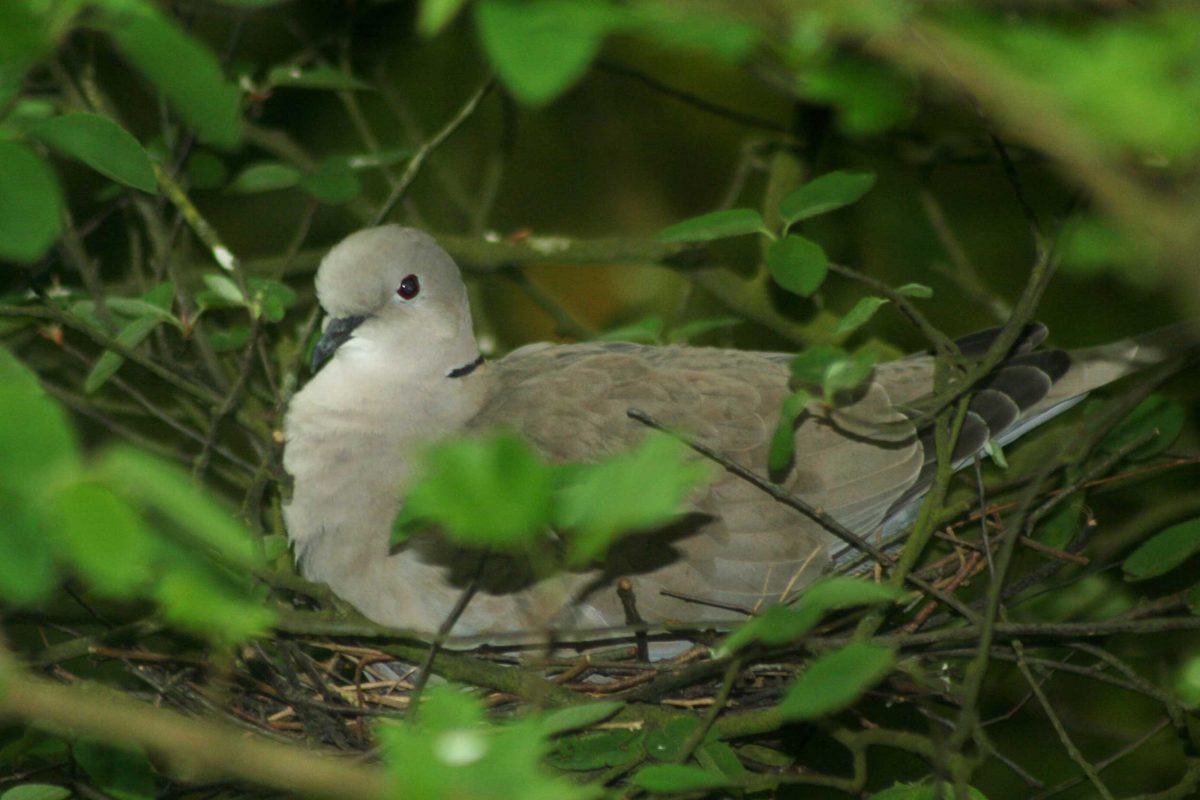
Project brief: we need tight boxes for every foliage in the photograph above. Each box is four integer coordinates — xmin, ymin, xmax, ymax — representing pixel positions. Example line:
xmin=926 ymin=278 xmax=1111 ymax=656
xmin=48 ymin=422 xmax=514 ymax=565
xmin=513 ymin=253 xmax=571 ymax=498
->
xmin=1 ymin=0 xmax=1199 ymax=799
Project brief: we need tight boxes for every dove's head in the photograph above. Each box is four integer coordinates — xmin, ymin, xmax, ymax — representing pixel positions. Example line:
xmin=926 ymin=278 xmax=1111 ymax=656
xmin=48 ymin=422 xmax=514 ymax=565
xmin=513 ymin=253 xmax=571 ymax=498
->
xmin=310 ymin=226 xmax=476 ymax=372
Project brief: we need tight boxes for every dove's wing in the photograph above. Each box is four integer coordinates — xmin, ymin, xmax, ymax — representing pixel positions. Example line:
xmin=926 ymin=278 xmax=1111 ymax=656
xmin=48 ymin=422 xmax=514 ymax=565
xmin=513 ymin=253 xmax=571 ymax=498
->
xmin=469 ymin=342 xmax=924 ymax=624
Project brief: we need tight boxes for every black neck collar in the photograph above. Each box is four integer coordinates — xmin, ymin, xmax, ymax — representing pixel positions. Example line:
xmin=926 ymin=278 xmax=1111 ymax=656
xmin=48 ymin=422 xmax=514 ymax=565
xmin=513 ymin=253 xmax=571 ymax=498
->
xmin=447 ymin=354 xmax=485 ymax=379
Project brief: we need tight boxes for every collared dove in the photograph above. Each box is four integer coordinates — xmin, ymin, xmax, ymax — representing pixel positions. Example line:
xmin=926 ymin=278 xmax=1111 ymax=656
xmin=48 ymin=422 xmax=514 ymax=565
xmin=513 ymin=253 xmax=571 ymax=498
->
xmin=283 ymin=225 xmax=1173 ymax=642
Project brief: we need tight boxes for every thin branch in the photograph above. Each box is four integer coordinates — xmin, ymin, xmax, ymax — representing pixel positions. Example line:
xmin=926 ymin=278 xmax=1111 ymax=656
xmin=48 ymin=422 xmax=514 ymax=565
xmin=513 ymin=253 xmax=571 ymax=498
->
xmin=374 ymin=78 xmax=495 ymax=225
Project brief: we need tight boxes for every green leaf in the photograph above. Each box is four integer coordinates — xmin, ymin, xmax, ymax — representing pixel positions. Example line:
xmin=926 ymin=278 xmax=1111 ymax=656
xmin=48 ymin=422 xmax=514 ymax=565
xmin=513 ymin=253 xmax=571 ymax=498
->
xmin=208 ymin=325 xmax=251 ymax=352
xmin=153 ymin=565 xmax=274 ymax=644
xmin=666 ymin=316 xmax=741 ymax=343
xmin=539 ymin=701 xmax=624 ymax=737
xmin=695 ymin=741 xmax=747 ymax=780
xmin=779 ymin=642 xmax=896 ymax=721
xmin=766 ymin=235 xmax=828 ymax=296
xmin=104 ymin=297 xmax=179 ymax=327
xmin=72 ymin=739 xmax=154 ymax=800
xmin=343 ymin=148 xmax=414 ymax=170
xmin=475 ymin=0 xmax=615 ymax=105
xmin=397 ymin=432 xmax=556 ymax=550
xmin=555 ymin=432 xmax=713 ymax=565
xmin=548 ymin=729 xmax=645 ymax=771
xmin=248 ymin=277 xmax=296 ymax=322
xmin=300 ymin=157 xmax=362 ymax=205
xmin=630 ymin=764 xmax=730 ymax=794
xmin=30 ymin=112 xmax=157 ymax=193
xmin=645 ymin=716 xmax=705 ymax=762
xmin=0 ymin=348 xmax=79 ymax=492
xmin=380 ymin=685 xmax=597 ymax=800
xmin=0 ymin=140 xmax=62 ymax=263
xmin=871 ymin=781 xmax=989 ymax=800
xmin=98 ymin=3 xmax=242 ymax=148
xmin=267 ymin=64 xmax=371 ymax=91
xmin=715 ymin=577 xmax=901 ymax=657
xmin=85 ymin=315 xmax=162 ymax=393
xmin=896 ymin=282 xmax=933 ymax=298
xmin=657 ymin=208 xmax=766 ymax=243
xmin=790 ymin=345 xmax=850 ymax=387
xmin=779 ymin=170 xmax=876 ymax=226
xmin=0 ymin=786 xmax=72 ymax=800
xmin=203 ymin=273 xmax=246 ymax=306
xmin=420 ymin=0 xmax=470 ymax=36
xmin=594 ymin=316 xmax=664 ymax=344
xmin=227 ymin=161 xmax=302 ymax=194
xmin=1100 ymin=394 xmax=1185 ymax=461
xmin=185 ymin=150 xmax=228 ymax=189
xmin=95 ymin=446 xmax=258 ymax=569
xmin=0 ymin=491 xmax=56 ymax=607
xmin=52 ymin=481 xmax=153 ymax=595
xmin=1123 ymin=517 xmax=1200 ymax=581
xmin=633 ymin=762 xmax=724 ymax=791
xmin=983 ymin=439 xmax=1008 ymax=469
xmin=832 ymin=296 xmax=889 ymax=337
xmin=822 ymin=352 xmax=876 ymax=401
xmin=768 ymin=389 xmax=814 ymax=474
xmin=802 ymin=56 xmax=913 ymax=136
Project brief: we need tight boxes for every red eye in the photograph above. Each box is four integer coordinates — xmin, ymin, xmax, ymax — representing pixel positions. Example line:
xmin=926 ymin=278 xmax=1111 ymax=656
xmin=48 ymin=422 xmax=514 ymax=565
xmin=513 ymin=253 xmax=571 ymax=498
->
xmin=397 ymin=274 xmax=420 ymax=300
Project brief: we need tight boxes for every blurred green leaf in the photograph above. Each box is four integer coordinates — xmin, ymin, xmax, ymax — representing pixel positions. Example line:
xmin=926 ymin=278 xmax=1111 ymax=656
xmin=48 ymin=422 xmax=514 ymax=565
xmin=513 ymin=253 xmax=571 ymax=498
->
xmin=267 ymin=64 xmax=370 ymax=91
xmin=594 ymin=315 xmax=663 ymax=343
xmin=1100 ymin=394 xmax=1185 ymax=461
xmin=104 ymin=298 xmax=179 ymax=327
xmin=97 ymin=2 xmax=242 ymax=148
xmin=768 ymin=389 xmax=813 ymax=474
xmin=832 ymin=296 xmax=888 ymax=337
xmin=896 ymin=282 xmax=933 ymax=298
xmin=379 ymin=685 xmax=598 ymax=800
xmin=85 ymin=315 xmax=162 ymax=393
xmin=52 ymin=481 xmax=153 ymax=594
xmin=871 ymin=782 xmax=988 ymax=800
xmin=153 ymin=564 xmax=274 ymax=644
xmin=555 ymin=432 xmax=712 ymax=565
xmin=658 ymin=208 xmax=766 ymax=243
xmin=779 ymin=170 xmax=876 ymax=226
xmin=0 ymin=348 xmax=79 ymax=491
xmin=185 ymin=150 xmax=228 ymax=189
xmin=715 ymin=577 xmax=901 ymax=657
xmin=227 ymin=161 xmax=302 ymax=194
xmin=766 ymin=235 xmax=828 ymax=296
xmin=1035 ymin=496 xmax=1084 ymax=551
xmin=548 ymin=729 xmax=644 ymax=771
xmin=983 ymin=439 xmax=1007 ymax=469
xmin=666 ymin=316 xmax=741 ymax=343
xmin=622 ymin=2 xmax=758 ymax=60
xmin=1123 ymin=516 xmax=1200 ymax=582
xmin=779 ymin=642 xmax=896 ymax=721
xmin=802 ymin=56 xmax=913 ymax=135
xmin=300 ymin=157 xmax=362 ymax=205
xmin=475 ymin=0 xmax=615 ymax=106
xmin=0 ymin=140 xmax=62 ymax=264
xmin=343 ymin=148 xmax=414 ymax=170
xmin=30 ymin=112 xmax=157 ymax=192
xmin=0 ymin=786 xmax=72 ymax=800
xmin=0 ymin=491 xmax=56 ymax=607
xmin=420 ymin=0 xmax=470 ymax=36
xmin=396 ymin=431 xmax=556 ymax=550
xmin=645 ymin=716 xmax=705 ymax=762
xmin=208 ymin=325 xmax=251 ymax=352
xmin=72 ymin=739 xmax=154 ymax=800
xmin=629 ymin=764 xmax=730 ymax=793
xmin=695 ymin=741 xmax=746 ymax=780
xmin=203 ymin=274 xmax=246 ymax=306
xmin=248 ymin=277 xmax=296 ymax=322
xmin=790 ymin=344 xmax=850 ymax=386
xmin=96 ymin=446 xmax=259 ymax=569
xmin=538 ymin=701 xmax=624 ymax=737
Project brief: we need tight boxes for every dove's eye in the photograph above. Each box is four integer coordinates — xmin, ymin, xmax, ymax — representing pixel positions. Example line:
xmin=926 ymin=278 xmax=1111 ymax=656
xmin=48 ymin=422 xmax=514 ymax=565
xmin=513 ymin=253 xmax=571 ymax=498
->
xmin=397 ymin=274 xmax=420 ymax=300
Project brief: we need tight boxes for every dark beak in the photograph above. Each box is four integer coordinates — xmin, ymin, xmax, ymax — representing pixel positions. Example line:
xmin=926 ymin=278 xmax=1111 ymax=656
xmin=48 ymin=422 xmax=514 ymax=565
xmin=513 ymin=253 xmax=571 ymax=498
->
xmin=311 ymin=315 xmax=368 ymax=372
